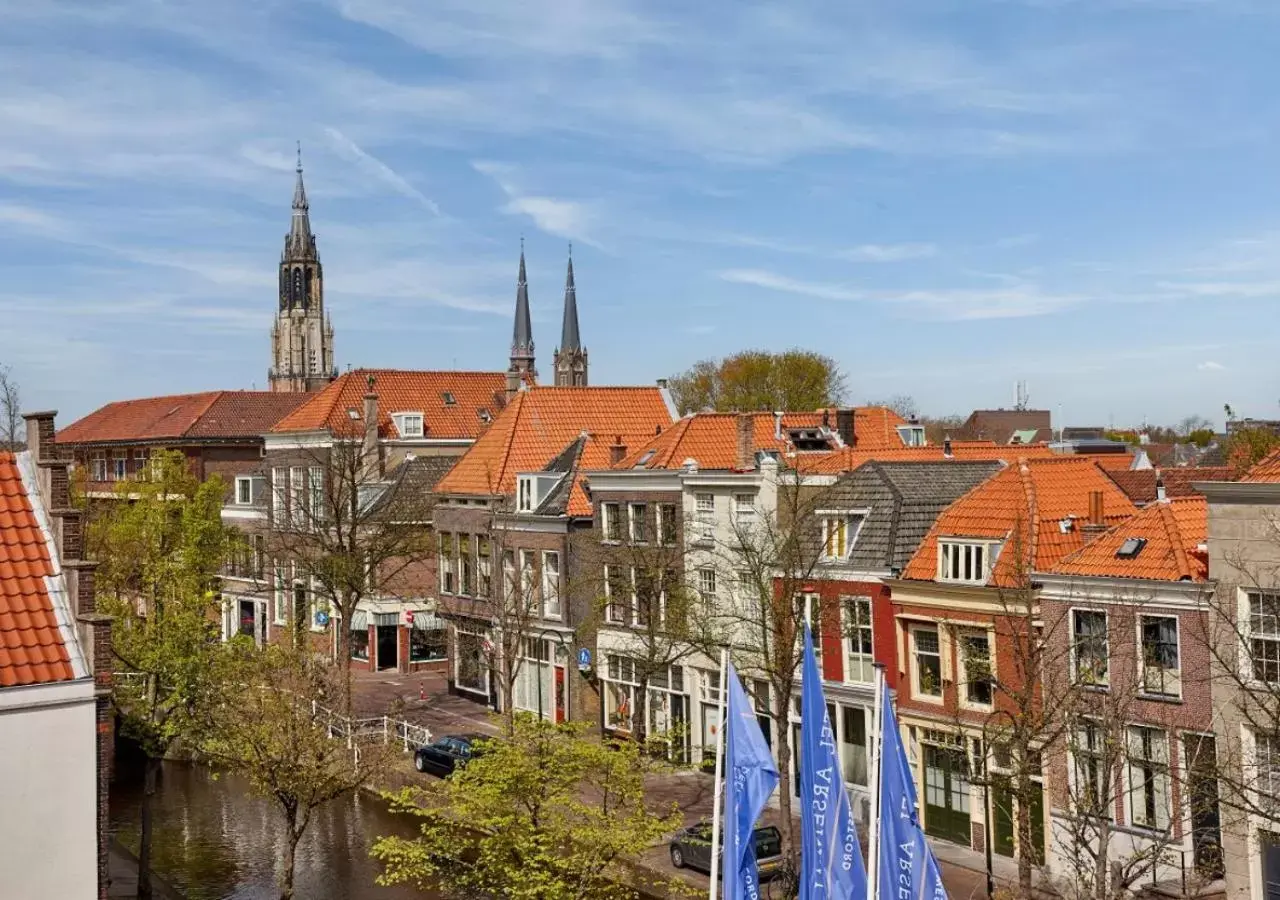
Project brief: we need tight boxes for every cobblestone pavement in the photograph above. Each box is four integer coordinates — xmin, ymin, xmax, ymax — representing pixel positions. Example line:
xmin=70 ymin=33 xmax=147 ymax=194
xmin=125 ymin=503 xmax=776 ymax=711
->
xmin=353 ymin=671 xmax=1010 ymax=899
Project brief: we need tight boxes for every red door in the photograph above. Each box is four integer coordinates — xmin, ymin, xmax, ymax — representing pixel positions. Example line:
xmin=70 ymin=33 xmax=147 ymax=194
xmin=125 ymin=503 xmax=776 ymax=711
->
xmin=555 ymin=666 xmax=567 ymax=723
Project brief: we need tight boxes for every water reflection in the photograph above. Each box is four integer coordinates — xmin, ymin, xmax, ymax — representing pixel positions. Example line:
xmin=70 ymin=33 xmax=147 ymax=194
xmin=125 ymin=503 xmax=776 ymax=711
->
xmin=110 ymin=752 xmax=440 ymax=899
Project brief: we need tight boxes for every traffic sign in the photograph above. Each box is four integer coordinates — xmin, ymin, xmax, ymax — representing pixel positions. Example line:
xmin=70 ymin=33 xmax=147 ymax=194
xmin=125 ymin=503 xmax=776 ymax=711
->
xmin=314 ymin=610 xmax=330 ymax=627
xmin=577 ymin=648 xmax=592 ymax=670
xmin=404 ymin=609 xmax=415 ymax=625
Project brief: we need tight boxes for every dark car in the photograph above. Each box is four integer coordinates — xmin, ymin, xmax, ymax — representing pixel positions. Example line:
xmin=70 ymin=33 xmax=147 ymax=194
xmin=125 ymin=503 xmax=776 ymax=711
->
xmin=413 ymin=733 xmax=489 ymax=778
xmin=669 ymin=821 xmax=783 ymax=880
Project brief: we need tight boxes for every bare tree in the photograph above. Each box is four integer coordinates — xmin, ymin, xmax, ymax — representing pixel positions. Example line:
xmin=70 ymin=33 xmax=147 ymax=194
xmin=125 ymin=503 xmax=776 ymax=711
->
xmin=0 ymin=365 xmax=22 ymax=450
xmin=865 ymin=394 xmax=919 ymax=420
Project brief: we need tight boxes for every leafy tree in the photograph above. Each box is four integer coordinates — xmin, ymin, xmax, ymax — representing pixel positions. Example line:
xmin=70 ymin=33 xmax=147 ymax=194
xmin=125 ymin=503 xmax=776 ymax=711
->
xmin=198 ymin=641 xmax=386 ymax=900
xmin=667 ymin=349 xmax=846 ymax=415
xmin=87 ymin=449 xmax=228 ymax=899
xmin=373 ymin=716 xmax=681 ymax=900
xmin=1226 ymin=426 xmax=1280 ymax=468
xmin=1186 ymin=428 xmax=1216 ymax=448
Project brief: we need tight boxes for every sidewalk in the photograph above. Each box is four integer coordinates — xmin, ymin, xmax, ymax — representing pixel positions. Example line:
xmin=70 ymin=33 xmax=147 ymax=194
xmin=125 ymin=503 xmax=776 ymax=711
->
xmin=352 ymin=672 xmax=1031 ymax=899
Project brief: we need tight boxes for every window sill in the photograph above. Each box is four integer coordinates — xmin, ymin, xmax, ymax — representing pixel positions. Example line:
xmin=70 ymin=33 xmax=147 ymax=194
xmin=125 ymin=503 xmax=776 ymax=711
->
xmin=1075 ymin=682 xmax=1110 ymax=693
xmin=1136 ymin=691 xmax=1182 ymax=705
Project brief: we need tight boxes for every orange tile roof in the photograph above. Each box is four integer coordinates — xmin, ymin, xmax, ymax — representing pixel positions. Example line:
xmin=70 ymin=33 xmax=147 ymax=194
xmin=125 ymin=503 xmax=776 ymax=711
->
xmin=0 ymin=453 xmax=75 ymax=687
xmin=798 ymin=442 xmax=1057 ymax=475
xmin=901 ymin=457 xmax=1139 ymax=586
xmin=59 ymin=391 xmax=309 ymax=445
xmin=271 ymin=369 xmax=515 ymax=440
xmin=1161 ymin=466 xmax=1239 ymax=496
xmin=1242 ymin=448 xmax=1280 ymax=483
xmin=617 ymin=407 xmax=910 ymax=471
xmin=1051 ymin=497 xmax=1207 ymax=582
xmin=435 ymin=386 xmax=676 ymax=497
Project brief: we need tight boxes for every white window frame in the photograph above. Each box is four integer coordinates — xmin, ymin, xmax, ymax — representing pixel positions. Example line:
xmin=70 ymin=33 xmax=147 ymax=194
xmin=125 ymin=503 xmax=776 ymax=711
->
xmin=272 ymin=561 xmax=287 ymax=625
xmin=601 ymin=502 xmax=622 ymax=542
xmin=289 ymin=467 xmax=306 ymax=528
xmin=1249 ymin=727 xmax=1280 ymax=818
xmin=235 ymin=476 xmax=253 ymax=505
xmin=1246 ymin=590 xmax=1280 ymax=685
xmin=1071 ymin=608 xmax=1110 ymax=688
xmin=604 ymin=564 xmax=623 ymax=624
xmin=842 ymin=596 xmax=874 ymax=685
xmin=90 ymin=453 xmax=107 ymax=482
xmin=271 ymin=468 xmax=287 ymax=527
xmin=1138 ymin=614 xmax=1181 ymax=698
xmin=393 ymin=412 xmax=424 ymax=438
xmin=517 ymin=476 xmax=535 ymax=513
xmin=604 ymin=654 xmax=639 ymax=732
xmin=1069 ymin=719 xmax=1111 ymax=819
xmin=308 ymin=466 xmax=323 ymax=525
xmin=938 ymin=539 xmax=994 ymax=585
xmin=819 ymin=510 xmax=866 ymax=561
xmin=439 ymin=532 xmax=455 ymax=594
xmin=698 ymin=568 xmax=718 ymax=605
xmin=657 ymin=503 xmax=678 ymax=546
xmin=958 ymin=628 xmax=995 ymax=710
xmin=897 ymin=425 xmax=926 ymax=447
xmin=910 ymin=625 xmax=944 ymax=703
xmin=733 ymin=493 xmax=756 ymax=526
xmin=541 ymin=551 xmax=561 ymax=619
xmin=629 ymin=503 xmax=648 ymax=543
xmin=113 ymin=455 xmax=128 ymax=481
xmin=520 ymin=549 xmax=537 ymax=612
xmin=1125 ymin=725 xmax=1171 ymax=832
xmin=694 ymin=493 xmax=715 ymax=542
xmin=736 ymin=570 xmax=759 ymax=621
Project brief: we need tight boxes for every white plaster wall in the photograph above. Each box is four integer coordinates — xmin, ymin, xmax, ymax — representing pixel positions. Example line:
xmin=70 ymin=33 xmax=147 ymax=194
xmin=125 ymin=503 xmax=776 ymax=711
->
xmin=0 ymin=689 xmax=98 ymax=899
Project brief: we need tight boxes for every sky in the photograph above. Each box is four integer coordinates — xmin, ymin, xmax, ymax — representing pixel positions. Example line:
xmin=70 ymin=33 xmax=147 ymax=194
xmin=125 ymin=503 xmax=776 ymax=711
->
xmin=3 ymin=0 xmax=1280 ymax=428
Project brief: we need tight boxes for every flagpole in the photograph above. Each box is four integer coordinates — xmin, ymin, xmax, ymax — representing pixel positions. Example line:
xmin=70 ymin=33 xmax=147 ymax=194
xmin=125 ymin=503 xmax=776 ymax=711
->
xmin=708 ymin=646 xmax=729 ymax=899
xmin=867 ymin=664 xmax=885 ymax=900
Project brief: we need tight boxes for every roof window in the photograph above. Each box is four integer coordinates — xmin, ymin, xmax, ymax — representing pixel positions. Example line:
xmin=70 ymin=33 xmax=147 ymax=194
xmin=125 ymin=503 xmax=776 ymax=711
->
xmin=1116 ymin=537 xmax=1147 ymax=559
xmin=346 ymin=408 xmax=360 ymax=420
xmin=442 ymin=392 xmax=456 ymax=405
xmin=478 ymin=408 xmax=492 ymax=424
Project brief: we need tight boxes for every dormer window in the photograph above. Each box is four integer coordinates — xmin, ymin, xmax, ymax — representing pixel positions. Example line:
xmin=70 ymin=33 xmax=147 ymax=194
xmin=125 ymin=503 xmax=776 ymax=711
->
xmin=442 ymin=392 xmax=456 ymax=406
xmin=478 ymin=409 xmax=492 ymax=424
xmin=392 ymin=412 xmax=424 ymax=438
xmin=518 ymin=476 xmax=535 ymax=512
xmin=516 ymin=472 xmax=566 ymax=514
xmin=897 ymin=425 xmax=926 ymax=447
xmin=820 ymin=512 xmax=865 ymax=560
xmin=938 ymin=540 xmax=996 ymax=584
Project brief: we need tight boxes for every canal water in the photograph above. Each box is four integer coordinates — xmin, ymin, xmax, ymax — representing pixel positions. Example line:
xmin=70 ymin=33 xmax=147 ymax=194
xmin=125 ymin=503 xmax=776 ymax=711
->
xmin=110 ymin=752 xmax=445 ymax=899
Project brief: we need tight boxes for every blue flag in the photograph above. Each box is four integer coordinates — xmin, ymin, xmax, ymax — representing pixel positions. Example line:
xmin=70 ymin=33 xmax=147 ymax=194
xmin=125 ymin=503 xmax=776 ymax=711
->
xmin=722 ymin=662 xmax=779 ymax=900
xmin=877 ymin=680 xmax=948 ymax=900
xmin=800 ymin=623 xmax=868 ymax=899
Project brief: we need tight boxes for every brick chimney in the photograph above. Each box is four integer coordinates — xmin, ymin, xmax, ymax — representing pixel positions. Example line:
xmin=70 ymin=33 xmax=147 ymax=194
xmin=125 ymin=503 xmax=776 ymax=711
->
xmin=609 ymin=435 xmax=627 ymax=465
xmin=362 ymin=375 xmax=381 ymax=479
xmin=943 ymin=434 xmax=953 ymax=458
xmin=836 ymin=408 xmax=855 ymax=448
xmin=735 ymin=413 xmax=755 ymax=470
xmin=1084 ymin=490 xmax=1107 ymax=533
xmin=506 ymin=369 xmax=522 ymax=401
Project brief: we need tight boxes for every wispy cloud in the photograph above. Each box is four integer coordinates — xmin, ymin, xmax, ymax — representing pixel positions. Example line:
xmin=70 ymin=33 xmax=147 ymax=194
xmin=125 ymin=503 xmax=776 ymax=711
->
xmin=471 ymin=160 xmax=598 ymax=246
xmin=1197 ymin=360 xmax=1226 ymax=371
xmin=838 ymin=243 xmax=937 ymax=262
xmin=324 ymin=127 xmax=441 ymax=215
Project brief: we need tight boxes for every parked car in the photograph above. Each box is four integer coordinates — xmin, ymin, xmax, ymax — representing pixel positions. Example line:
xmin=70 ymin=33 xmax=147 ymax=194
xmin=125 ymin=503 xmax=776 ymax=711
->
xmin=669 ymin=821 xmax=784 ymax=880
xmin=413 ymin=733 xmax=489 ymax=778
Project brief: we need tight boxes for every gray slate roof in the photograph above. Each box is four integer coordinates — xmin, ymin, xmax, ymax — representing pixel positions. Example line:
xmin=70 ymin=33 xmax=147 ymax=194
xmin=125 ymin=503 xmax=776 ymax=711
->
xmin=367 ymin=454 xmax=459 ymax=521
xmin=813 ymin=460 xmax=1003 ymax=573
xmin=532 ymin=435 xmax=588 ymax=516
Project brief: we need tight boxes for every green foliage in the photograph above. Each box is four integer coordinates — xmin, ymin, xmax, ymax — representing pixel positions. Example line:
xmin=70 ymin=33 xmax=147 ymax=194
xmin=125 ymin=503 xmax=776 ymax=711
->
xmin=88 ymin=449 xmax=229 ymax=757
xmin=373 ymin=715 xmax=682 ymax=900
xmin=667 ymin=348 xmax=846 ymax=415
xmin=1227 ymin=426 xmax=1280 ymax=469
xmin=1186 ymin=428 xmax=1215 ymax=448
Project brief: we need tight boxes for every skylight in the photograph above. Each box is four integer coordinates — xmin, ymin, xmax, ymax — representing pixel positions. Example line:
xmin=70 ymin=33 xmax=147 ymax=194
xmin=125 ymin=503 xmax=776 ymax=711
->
xmin=346 ymin=408 xmax=360 ymax=420
xmin=442 ymin=392 xmax=456 ymax=405
xmin=1116 ymin=537 xmax=1147 ymax=559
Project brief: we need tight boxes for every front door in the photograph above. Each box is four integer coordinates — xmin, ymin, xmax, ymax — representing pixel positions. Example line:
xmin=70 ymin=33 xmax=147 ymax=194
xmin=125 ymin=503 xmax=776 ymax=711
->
xmin=992 ymin=776 xmax=1045 ymax=863
xmin=924 ymin=744 xmax=972 ymax=846
xmin=1264 ymin=833 xmax=1280 ymax=900
xmin=376 ymin=625 xmax=398 ymax=671
xmin=238 ymin=599 xmax=256 ymax=638
xmin=554 ymin=666 xmax=567 ymax=723
xmin=1185 ymin=734 xmax=1224 ymax=878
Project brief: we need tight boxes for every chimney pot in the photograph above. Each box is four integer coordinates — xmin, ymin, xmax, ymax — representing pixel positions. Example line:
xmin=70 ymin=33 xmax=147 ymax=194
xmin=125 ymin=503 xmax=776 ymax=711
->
xmin=773 ymin=411 xmax=784 ymax=441
xmin=1084 ymin=490 xmax=1107 ymax=531
xmin=656 ymin=378 xmax=669 ymax=389
xmin=505 ymin=369 xmax=521 ymax=400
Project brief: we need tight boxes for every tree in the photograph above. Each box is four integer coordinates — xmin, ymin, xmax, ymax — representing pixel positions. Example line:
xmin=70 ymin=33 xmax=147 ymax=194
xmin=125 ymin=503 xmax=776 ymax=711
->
xmin=266 ymin=434 xmax=435 ymax=717
xmin=922 ymin=413 xmax=966 ymax=446
xmin=866 ymin=394 xmax=919 ymax=420
xmin=1186 ymin=428 xmax=1216 ymax=448
xmin=1178 ymin=415 xmax=1213 ymax=438
xmin=86 ymin=449 xmax=228 ymax=900
xmin=1225 ymin=426 xmax=1280 ymax=468
xmin=0 ymin=364 xmax=21 ymax=450
xmin=372 ymin=715 xmax=682 ymax=900
xmin=667 ymin=349 xmax=846 ymax=415
xmin=198 ymin=641 xmax=386 ymax=900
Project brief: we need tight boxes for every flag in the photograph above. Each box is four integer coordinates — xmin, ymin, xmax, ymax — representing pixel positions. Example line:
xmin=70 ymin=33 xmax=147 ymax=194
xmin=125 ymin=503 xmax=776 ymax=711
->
xmin=722 ymin=661 xmax=779 ymax=900
xmin=877 ymin=680 xmax=949 ymax=900
xmin=800 ymin=622 xmax=868 ymax=899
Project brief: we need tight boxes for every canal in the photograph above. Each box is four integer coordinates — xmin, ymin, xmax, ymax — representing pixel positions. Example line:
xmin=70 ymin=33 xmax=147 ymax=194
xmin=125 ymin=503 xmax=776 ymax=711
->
xmin=110 ymin=752 xmax=445 ymax=899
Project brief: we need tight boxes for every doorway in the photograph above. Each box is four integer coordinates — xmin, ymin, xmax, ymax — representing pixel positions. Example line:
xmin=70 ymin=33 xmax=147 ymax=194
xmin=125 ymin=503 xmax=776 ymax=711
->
xmin=1264 ymin=832 xmax=1280 ymax=900
xmin=1185 ymin=734 xmax=1224 ymax=878
xmin=992 ymin=776 xmax=1045 ymax=864
xmin=376 ymin=625 xmax=398 ymax=671
xmin=554 ymin=665 xmax=567 ymax=723
xmin=924 ymin=744 xmax=972 ymax=846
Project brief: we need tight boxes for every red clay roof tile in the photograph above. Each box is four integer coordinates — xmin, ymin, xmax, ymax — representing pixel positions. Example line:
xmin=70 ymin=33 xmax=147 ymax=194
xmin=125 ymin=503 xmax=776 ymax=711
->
xmin=1052 ymin=497 xmax=1207 ymax=582
xmin=59 ymin=391 xmax=308 ymax=444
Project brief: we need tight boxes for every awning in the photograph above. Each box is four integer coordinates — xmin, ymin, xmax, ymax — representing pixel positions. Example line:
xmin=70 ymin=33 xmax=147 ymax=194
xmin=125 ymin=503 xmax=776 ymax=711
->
xmin=373 ymin=612 xmax=399 ymax=627
xmin=350 ymin=610 xmax=368 ymax=631
xmin=412 ymin=613 xmax=445 ymax=630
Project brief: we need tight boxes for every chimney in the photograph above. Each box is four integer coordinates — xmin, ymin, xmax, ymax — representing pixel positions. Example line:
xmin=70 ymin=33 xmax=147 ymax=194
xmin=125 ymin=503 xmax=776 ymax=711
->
xmin=505 ymin=368 xmax=522 ymax=401
xmin=773 ymin=410 xmax=784 ymax=441
xmin=362 ymin=375 xmax=381 ymax=479
xmin=1156 ymin=474 xmax=1167 ymax=502
xmin=943 ymin=434 xmax=953 ymax=458
xmin=23 ymin=410 xmax=57 ymax=464
xmin=836 ymin=408 xmax=855 ymax=448
xmin=609 ymin=435 xmax=627 ymax=465
xmin=1084 ymin=490 xmax=1107 ymax=532
xmin=656 ymin=378 xmax=669 ymax=390
xmin=735 ymin=413 xmax=755 ymax=470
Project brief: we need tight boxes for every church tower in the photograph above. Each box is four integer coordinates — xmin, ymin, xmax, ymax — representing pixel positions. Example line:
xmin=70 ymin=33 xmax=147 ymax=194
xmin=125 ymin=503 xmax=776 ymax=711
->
xmin=269 ymin=147 xmax=336 ymax=393
xmin=553 ymin=248 xmax=587 ymax=386
xmin=509 ymin=241 xmax=537 ymax=378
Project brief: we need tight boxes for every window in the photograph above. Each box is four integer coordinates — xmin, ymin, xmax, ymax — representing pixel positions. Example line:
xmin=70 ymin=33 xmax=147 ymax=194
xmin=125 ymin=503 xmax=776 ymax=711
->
xmin=502 ymin=550 xmax=516 ymax=602
xmin=698 ymin=568 xmax=718 ymax=604
xmin=410 ymin=615 xmax=446 ymax=662
xmin=737 ymin=570 xmax=759 ymax=621
xmin=478 ymin=536 xmax=492 ymax=597
xmin=460 ymin=534 xmax=474 ymax=596
xmin=841 ymin=706 xmax=869 ymax=786
xmin=520 ymin=550 xmax=536 ymax=610
xmin=396 ymin=413 xmax=424 ymax=438
xmin=1072 ymin=610 xmax=1110 ymax=686
xmin=1139 ymin=615 xmax=1180 ymax=697
xmin=844 ymin=597 xmax=874 ymax=684
xmin=235 ymin=476 xmax=253 ymax=505
xmin=695 ymin=493 xmax=715 ymax=542
xmin=113 ymin=456 xmax=127 ymax=480
xmin=658 ymin=503 xmax=678 ymax=545
xmin=605 ymin=655 xmax=638 ymax=731
xmin=1127 ymin=726 xmax=1171 ymax=831
xmin=602 ymin=502 xmax=622 ymax=542
xmin=734 ymin=493 xmax=756 ymax=526
xmin=271 ymin=468 xmax=287 ymax=527
xmin=960 ymin=631 xmax=993 ymax=706
xmin=542 ymin=551 xmax=561 ymax=618
xmin=439 ymin=532 xmax=455 ymax=593
xmin=938 ymin=540 xmax=991 ymax=584
xmin=455 ymin=627 xmax=489 ymax=695
xmin=898 ymin=425 xmax=926 ymax=447
xmin=308 ymin=467 xmax=323 ymax=524
xmin=1249 ymin=591 xmax=1280 ymax=683
xmin=1073 ymin=721 xmax=1110 ymax=818
xmin=634 ymin=568 xmax=665 ymax=628
xmin=1254 ymin=731 xmax=1280 ymax=814
xmin=517 ymin=476 xmax=535 ymax=512
xmin=629 ymin=503 xmax=648 ymax=543
xmin=272 ymin=562 xmax=287 ymax=624
xmin=350 ymin=611 xmax=369 ymax=661
xmin=289 ymin=467 xmax=305 ymax=528
xmin=912 ymin=627 xmax=942 ymax=698
xmin=821 ymin=515 xmax=862 ymax=560
xmin=251 ymin=535 xmax=265 ymax=579
xmin=90 ymin=454 xmax=107 ymax=482
xmin=604 ymin=565 xmax=628 ymax=623
xmin=133 ymin=449 xmax=149 ymax=480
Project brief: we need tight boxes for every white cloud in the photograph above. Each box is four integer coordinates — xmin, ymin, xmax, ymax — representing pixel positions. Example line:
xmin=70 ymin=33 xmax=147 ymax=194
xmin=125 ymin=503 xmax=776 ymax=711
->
xmin=324 ymin=127 xmax=441 ymax=215
xmin=471 ymin=160 xmax=598 ymax=246
xmin=1197 ymin=360 xmax=1226 ymax=371
xmin=839 ymin=243 xmax=937 ymax=262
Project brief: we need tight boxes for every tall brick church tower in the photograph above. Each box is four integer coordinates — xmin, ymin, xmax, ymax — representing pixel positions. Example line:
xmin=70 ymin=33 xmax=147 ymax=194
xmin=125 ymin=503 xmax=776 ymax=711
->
xmin=269 ymin=148 xmax=336 ymax=393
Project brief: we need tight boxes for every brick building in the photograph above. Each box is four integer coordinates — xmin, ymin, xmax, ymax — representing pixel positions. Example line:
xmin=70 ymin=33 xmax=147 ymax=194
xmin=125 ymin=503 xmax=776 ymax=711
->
xmin=0 ymin=412 xmax=112 ymax=899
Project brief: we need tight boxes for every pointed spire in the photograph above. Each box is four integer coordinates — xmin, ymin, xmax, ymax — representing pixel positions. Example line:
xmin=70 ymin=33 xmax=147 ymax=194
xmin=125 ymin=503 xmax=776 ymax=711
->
xmin=287 ymin=141 xmax=314 ymax=257
xmin=559 ymin=244 xmax=581 ymax=352
xmin=509 ymin=240 xmax=535 ymax=374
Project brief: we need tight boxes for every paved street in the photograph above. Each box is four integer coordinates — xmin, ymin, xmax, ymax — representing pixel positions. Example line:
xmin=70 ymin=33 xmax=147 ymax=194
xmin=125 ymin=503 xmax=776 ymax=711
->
xmin=353 ymin=671 xmax=1034 ymax=899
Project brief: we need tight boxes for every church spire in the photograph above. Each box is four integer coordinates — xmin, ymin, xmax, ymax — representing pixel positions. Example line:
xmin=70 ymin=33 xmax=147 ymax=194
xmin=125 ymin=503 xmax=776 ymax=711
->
xmin=509 ymin=240 xmax=536 ymax=376
xmin=553 ymin=244 xmax=588 ymax=386
xmin=287 ymin=142 xmax=315 ymax=259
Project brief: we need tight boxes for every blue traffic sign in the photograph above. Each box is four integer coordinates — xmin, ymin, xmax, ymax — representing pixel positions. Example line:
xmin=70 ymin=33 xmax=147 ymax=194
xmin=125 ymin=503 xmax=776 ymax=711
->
xmin=577 ymin=648 xmax=592 ymax=670
xmin=314 ymin=610 xmax=330 ymax=627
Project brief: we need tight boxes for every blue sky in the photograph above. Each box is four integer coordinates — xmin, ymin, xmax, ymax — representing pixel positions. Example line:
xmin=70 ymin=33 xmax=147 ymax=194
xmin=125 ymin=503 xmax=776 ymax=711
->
xmin=3 ymin=0 xmax=1280 ymax=427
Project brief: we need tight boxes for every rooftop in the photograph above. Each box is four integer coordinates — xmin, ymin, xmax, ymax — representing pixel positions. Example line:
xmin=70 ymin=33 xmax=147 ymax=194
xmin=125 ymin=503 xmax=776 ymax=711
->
xmin=1051 ymin=497 xmax=1207 ymax=583
xmin=59 ymin=391 xmax=308 ymax=445
xmin=798 ymin=441 xmax=1058 ymax=475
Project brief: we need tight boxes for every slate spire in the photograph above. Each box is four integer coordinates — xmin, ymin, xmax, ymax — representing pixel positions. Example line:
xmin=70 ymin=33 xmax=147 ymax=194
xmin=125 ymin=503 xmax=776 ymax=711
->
xmin=287 ymin=142 xmax=315 ymax=259
xmin=509 ymin=239 xmax=536 ymax=376
xmin=553 ymin=244 xmax=588 ymax=386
